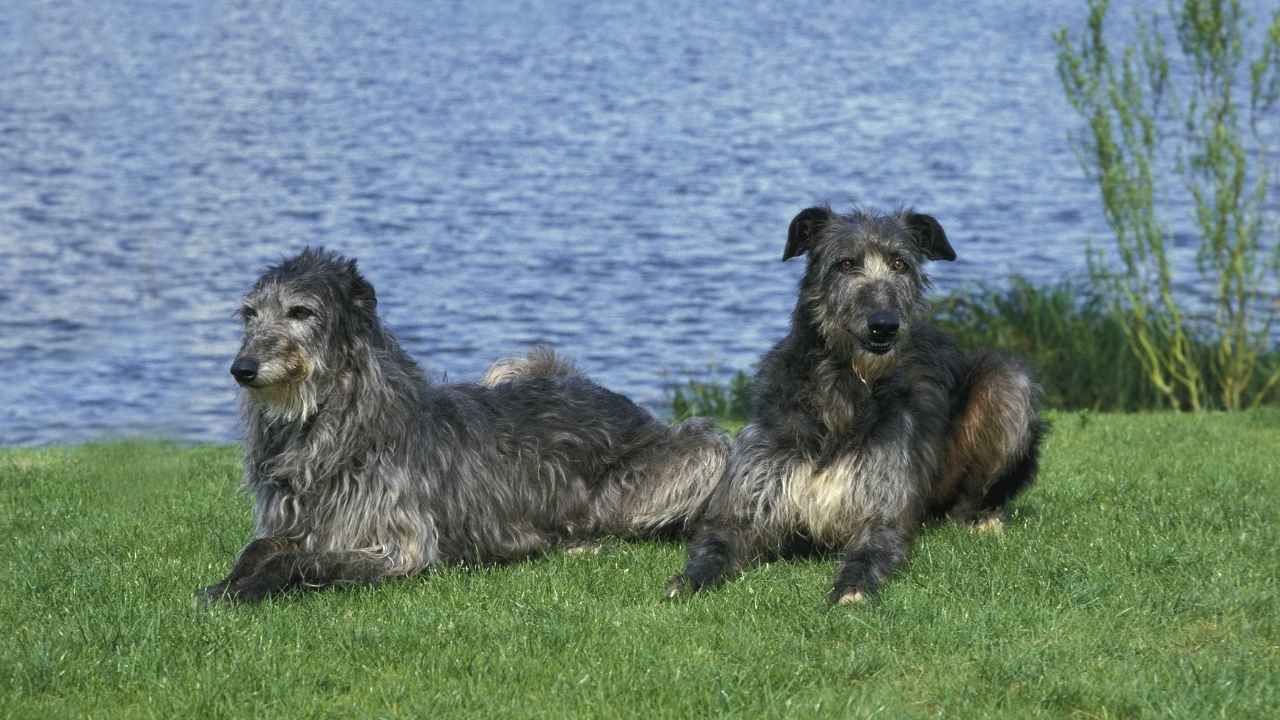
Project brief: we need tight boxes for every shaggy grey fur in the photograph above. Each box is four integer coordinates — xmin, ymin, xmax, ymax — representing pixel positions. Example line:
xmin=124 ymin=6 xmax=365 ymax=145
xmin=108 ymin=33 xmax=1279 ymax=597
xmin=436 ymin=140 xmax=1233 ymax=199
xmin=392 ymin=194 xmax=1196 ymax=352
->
xmin=198 ymin=248 xmax=727 ymax=604
xmin=667 ymin=207 xmax=1045 ymax=604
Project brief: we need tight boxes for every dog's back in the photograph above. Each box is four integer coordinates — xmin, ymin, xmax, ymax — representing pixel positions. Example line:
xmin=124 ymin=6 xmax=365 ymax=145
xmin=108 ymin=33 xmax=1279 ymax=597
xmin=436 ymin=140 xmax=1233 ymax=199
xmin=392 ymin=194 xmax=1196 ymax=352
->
xmin=456 ymin=351 xmax=727 ymax=548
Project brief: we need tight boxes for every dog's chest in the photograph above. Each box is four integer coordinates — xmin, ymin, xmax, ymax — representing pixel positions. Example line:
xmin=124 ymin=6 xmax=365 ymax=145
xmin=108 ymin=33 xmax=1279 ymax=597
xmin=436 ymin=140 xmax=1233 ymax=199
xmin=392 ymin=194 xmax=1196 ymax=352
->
xmin=781 ymin=450 xmax=909 ymax=543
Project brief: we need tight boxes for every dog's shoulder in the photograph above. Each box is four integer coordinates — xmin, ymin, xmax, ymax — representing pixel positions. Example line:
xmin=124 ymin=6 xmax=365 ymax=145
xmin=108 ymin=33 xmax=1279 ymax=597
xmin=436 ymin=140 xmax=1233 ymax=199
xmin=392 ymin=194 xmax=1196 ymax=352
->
xmin=901 ymin=323 xmax=967 ymax=382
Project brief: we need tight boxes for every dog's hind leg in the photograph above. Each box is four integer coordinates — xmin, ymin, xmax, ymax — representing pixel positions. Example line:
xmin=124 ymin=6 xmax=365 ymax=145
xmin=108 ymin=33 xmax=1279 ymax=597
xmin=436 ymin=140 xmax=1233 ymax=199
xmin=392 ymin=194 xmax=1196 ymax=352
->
xmin=979 ymin=418 xmax=1045 ymax=513
xmin=829 ymin=523 xmax=911 ymax=605
xmin=940 ymin=353 xmax=1043 ymax=523
xmin=615 ymin=418 xmax=729 ymax=535
xmin=220 ymin=549 xmax=391 ymax=603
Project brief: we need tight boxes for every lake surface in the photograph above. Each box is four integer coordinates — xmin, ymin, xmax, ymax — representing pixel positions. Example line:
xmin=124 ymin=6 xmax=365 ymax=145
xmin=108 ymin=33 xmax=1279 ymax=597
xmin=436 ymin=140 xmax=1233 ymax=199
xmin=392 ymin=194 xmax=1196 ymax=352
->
xmin=0 ymin=0 xmax=1255 ymax=446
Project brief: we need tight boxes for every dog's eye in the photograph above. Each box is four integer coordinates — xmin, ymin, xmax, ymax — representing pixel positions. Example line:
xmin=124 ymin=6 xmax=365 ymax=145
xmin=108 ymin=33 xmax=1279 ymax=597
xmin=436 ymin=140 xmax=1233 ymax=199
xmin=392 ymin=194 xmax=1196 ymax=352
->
xmin=241 ymin=307 xmax=257 ymax=321
xmin=890 ymin=256 xmax=909 ymax=273
xmin=835 ymin=258 xmax=859 ymax=274
xmin=287 ymin=306 xmax=315 ymax=321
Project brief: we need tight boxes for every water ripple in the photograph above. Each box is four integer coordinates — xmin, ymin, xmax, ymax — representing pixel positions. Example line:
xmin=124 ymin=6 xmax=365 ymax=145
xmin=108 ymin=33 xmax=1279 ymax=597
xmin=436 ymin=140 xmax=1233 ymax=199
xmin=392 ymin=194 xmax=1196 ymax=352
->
xmin=2 ymin=0 xmax=1270 ymax=446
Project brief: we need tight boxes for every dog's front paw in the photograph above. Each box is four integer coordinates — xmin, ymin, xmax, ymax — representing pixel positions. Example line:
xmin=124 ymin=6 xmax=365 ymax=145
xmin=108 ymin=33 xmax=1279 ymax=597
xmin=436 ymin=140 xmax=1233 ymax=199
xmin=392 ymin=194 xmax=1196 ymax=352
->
xmin=194 ymin=582 xmax=229 ymax=608
xmin=664 ymin=574 xmax=695 ymax=600
xmin=827 ymin=587 xmax=867 ymax=606
xmin=564 ymin=542 xmax=602 ymax=557
xmin=972 ymin=514 xmax=1005 ymax=535
xmin=223 ymin=576 xmax=280 ymax=604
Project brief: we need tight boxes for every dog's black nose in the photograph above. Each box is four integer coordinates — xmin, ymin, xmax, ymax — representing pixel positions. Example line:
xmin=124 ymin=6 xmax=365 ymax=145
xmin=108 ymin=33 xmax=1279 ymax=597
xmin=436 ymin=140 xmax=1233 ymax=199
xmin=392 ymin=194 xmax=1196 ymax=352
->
xmin=230 ymin=358 xmax=259 ymax=384
xmin=868 ymin=312 xmax=900 ymax=341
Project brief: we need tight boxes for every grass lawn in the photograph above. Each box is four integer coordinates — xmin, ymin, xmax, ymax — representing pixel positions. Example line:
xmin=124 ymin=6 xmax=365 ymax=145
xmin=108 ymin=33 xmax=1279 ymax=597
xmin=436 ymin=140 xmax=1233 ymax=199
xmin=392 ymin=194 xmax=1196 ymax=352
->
xmin=2 ymin=411 xmax=1277 ymax=719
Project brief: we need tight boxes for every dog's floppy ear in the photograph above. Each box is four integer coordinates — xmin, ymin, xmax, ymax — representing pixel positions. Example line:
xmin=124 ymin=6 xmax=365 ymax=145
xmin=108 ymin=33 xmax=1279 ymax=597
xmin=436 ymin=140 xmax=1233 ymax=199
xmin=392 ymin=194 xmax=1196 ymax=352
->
xmin=784 ymin=206 xmax=833 ymax=261
xmin=905 ymin=212 xmax=956 ymax=262
xmin=348 ymin=261 xmax=377 ymax=310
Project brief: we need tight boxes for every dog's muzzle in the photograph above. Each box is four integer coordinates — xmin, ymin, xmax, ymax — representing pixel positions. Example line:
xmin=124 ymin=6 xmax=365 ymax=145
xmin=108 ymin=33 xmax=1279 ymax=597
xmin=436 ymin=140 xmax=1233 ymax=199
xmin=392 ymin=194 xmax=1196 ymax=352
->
xmin=864 ymin=311 xmax=899 ymax=354
xmin=230 ymin=357 xmax=260 ymax=385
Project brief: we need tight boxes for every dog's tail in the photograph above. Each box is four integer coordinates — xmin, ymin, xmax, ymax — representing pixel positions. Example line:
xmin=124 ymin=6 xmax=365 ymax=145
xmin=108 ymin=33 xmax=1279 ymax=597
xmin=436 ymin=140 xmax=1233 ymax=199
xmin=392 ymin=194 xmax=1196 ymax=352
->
xmin=611 ymin=418 xmax=729 ymax=537
xmin=479 ymin=346 xmax=579 ymax=387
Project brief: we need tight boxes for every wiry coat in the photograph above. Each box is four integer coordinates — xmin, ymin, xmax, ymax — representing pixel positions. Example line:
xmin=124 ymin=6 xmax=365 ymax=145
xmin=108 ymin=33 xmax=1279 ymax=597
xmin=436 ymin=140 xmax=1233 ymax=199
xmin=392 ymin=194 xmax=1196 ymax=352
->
xmin=668 ymin=207 xmax=1045 ymax=604
xmin=199 ymin=248 xmax=727 ymax=604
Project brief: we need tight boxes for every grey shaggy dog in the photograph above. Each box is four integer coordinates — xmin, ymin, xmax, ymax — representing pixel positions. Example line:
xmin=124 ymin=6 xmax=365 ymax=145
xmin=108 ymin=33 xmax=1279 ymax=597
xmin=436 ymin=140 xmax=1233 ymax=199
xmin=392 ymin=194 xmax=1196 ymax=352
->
xmin=197 ymin=248 xmax=727 ymax=604
xmin=667 ymin=206 xmax=1045 ymax=605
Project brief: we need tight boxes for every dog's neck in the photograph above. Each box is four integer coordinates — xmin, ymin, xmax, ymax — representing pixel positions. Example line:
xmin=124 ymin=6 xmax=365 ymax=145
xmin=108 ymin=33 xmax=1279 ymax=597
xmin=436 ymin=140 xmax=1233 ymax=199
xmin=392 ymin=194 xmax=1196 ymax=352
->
xmin=243 ymin=338 xmax=425 ymax=496
xmin=762 ymin=328 xmax=869 ymax=442
xmin=853 ymin=362 xmax=870 ymax=388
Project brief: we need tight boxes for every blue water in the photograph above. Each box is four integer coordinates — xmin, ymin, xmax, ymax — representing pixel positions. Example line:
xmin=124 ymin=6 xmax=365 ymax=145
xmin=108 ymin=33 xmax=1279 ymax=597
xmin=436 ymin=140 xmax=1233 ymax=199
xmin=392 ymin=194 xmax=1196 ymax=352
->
xmin=0 ymin=1 xmax=1248 ymax=446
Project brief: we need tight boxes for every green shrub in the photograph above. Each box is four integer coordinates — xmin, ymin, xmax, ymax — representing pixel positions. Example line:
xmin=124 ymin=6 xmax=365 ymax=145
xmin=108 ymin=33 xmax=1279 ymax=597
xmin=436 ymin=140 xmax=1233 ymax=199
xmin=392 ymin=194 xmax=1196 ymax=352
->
xmin=1055 ymin=0 xmax=1280 ymax=410
xmin=933 ymin=281 xmax=1166 ymax=411
xmin=670 ymin=370 xmax=751 ymax=423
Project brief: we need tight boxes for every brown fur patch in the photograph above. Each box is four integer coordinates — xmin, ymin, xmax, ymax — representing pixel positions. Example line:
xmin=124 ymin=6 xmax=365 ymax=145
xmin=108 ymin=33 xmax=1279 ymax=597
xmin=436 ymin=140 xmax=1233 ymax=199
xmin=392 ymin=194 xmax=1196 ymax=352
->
xmin=939 ymin=364 xmax=1034 ymax=506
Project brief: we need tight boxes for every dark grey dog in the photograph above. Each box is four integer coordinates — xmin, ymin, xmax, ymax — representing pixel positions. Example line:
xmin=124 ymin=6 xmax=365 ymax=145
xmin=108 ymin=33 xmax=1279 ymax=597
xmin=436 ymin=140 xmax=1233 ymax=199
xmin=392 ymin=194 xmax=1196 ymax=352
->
xmin=667 ymin=207 xmax=1045 ymax=604
xmin=198 ymin=248 xmax=727 ymax=604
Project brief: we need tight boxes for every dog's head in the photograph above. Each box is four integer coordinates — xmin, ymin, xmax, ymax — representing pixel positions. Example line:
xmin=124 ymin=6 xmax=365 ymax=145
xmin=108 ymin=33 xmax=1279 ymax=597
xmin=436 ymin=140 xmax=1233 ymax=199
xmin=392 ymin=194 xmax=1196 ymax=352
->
xmin=783 ymin=206 xmax=955 ymax=380
xmin=232 ymin=247 xmax=378 ymax=421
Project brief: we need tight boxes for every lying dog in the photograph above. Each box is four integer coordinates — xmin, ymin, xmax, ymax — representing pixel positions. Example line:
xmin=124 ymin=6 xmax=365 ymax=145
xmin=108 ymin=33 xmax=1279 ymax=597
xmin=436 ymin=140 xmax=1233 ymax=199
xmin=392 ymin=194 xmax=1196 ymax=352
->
xmin=199 ymin=248 xmax=727 ymax=604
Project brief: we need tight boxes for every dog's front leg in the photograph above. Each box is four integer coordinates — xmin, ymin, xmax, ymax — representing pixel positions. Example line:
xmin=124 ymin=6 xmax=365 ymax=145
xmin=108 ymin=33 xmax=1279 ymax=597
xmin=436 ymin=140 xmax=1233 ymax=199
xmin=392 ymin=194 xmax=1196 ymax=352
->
xmin=197 ymin=536 xmax=298 ymax=606
xmin=221 ymin=549 xmax=392 ymax=603
xmin=828 ymin=523 xmax=911 ymax=605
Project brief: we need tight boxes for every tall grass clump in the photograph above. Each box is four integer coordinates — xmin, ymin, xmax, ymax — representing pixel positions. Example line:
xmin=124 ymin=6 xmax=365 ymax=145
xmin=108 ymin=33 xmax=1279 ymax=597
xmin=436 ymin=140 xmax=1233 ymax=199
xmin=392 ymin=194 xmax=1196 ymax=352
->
xmin=1055 ymin=0 xmax=1280 ymax=410
xmin=933 ymin=281 xmax=1165 ymax=411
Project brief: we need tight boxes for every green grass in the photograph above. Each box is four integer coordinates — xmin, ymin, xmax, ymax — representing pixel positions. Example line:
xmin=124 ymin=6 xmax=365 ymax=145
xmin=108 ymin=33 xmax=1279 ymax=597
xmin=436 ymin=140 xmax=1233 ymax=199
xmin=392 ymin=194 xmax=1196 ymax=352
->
xmin=2 ymin=412 xmax=1278 ymax=718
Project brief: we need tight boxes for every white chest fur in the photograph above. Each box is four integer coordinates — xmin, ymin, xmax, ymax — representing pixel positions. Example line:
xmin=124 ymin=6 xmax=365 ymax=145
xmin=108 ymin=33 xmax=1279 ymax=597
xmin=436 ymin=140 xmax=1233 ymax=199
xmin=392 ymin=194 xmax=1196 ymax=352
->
xmin=780 ymin=449 xmax=914 ymax=545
